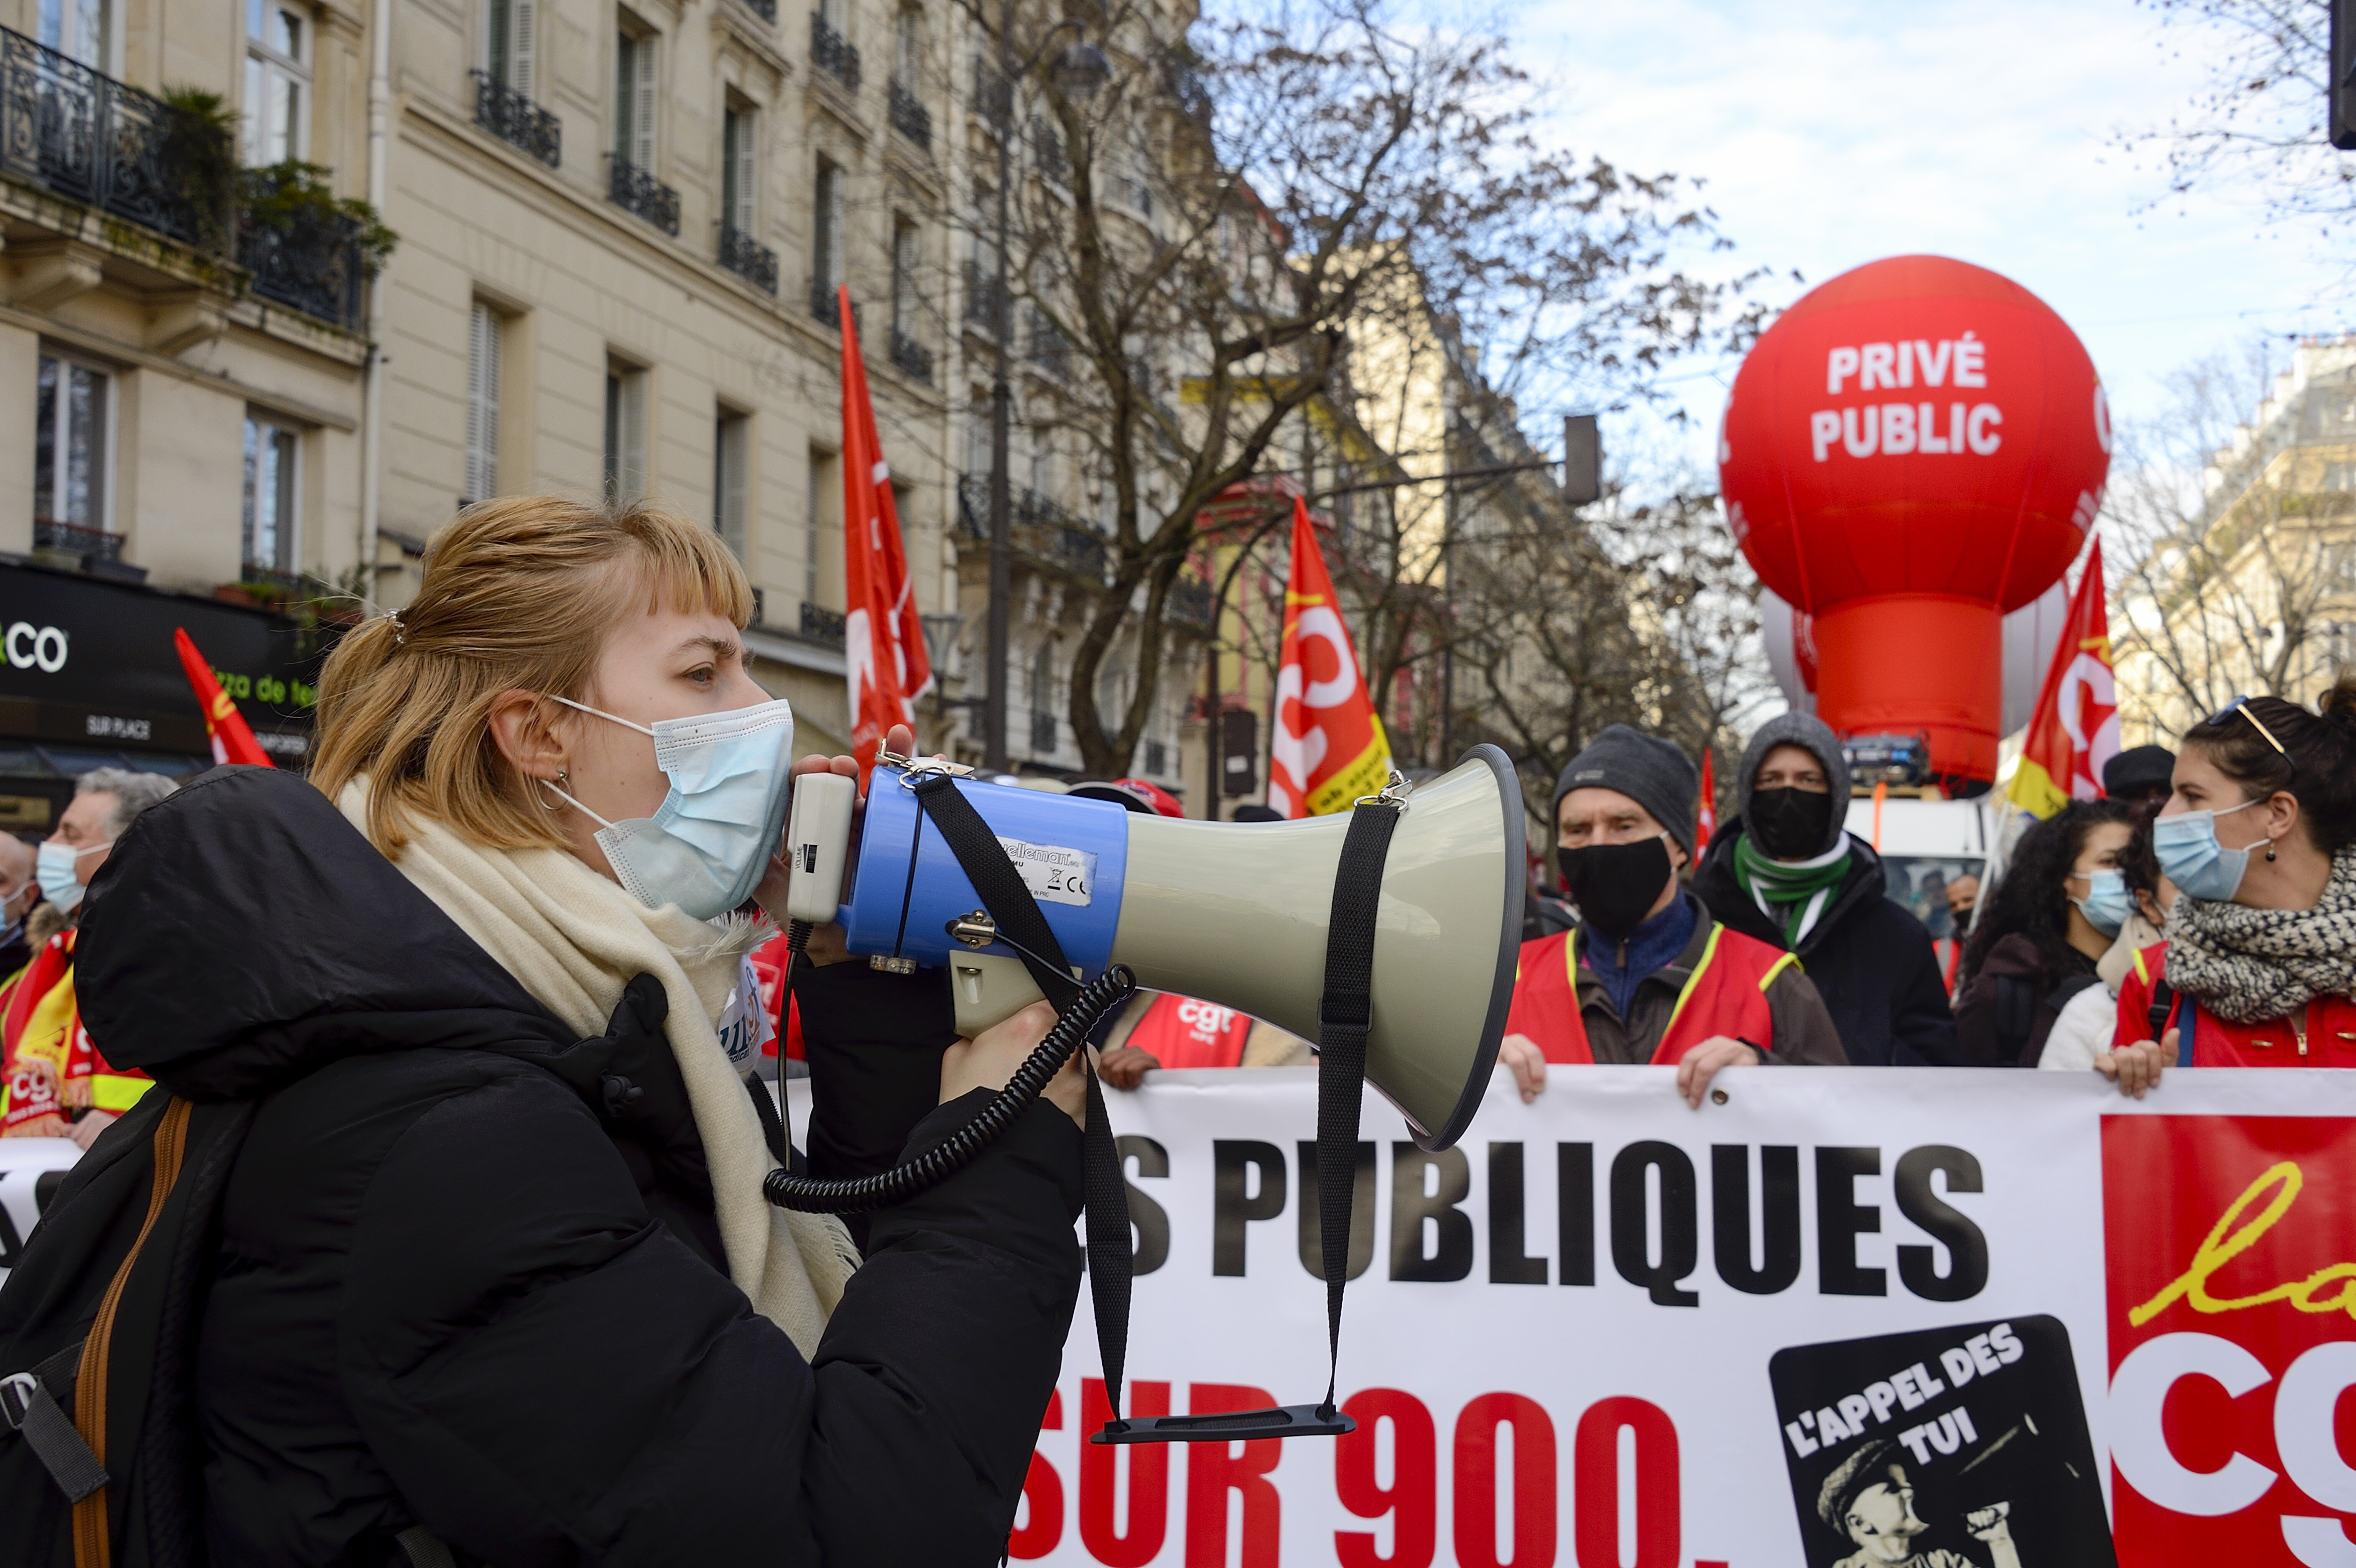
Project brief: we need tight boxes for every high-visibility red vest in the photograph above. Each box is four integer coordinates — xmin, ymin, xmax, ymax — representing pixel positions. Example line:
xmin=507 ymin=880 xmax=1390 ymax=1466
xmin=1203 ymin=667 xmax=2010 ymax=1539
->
xmin=1506 ymin=923 xmax=1799 ymax=1066
xmin=2132 ymin=938 xmax=2356 ymax=1069
xmin=1123 ymin=993 xmax=1254 ymax=1069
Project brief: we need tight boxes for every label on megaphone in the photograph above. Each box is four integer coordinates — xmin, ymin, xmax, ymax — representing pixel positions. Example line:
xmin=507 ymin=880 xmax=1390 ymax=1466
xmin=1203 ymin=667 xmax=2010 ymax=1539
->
xmin=996 ymin=836 xmax=1097 ymax=907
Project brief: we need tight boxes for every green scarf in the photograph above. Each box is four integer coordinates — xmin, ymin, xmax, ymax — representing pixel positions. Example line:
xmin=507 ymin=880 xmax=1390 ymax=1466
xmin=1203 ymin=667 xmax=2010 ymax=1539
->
xmin=1732 ymin=831 xmax=1852 ymax=946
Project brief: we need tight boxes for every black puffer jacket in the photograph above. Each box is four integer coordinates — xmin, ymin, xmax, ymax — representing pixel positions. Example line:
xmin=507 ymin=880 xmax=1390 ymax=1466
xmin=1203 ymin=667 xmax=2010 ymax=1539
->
xmin=1695 ymin=824 xmax=1961 ymax=1067
xmin=74 ymin=766 xmax=1081 ymax=1566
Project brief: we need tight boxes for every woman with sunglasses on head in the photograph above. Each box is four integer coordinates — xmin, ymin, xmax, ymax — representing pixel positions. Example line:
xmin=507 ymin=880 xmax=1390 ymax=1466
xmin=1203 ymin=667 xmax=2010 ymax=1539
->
xmin=2099 ymin=675 xmax=2356 ymax=1098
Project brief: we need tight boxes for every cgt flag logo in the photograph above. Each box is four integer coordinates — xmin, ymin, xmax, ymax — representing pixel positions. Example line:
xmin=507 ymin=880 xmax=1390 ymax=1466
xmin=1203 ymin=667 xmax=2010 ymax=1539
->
xmin=2104 ymin=1116 xmax=2356 ymax=1564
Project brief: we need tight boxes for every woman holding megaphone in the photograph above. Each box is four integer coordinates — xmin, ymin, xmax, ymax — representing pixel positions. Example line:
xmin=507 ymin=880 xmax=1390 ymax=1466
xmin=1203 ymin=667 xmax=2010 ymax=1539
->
xmin=66 ymin=497 xmax=1083 ymax=1563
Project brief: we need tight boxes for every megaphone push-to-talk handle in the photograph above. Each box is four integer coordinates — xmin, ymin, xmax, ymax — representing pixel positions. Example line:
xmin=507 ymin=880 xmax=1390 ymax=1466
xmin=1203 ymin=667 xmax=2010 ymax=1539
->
xmin=780 ymin=772 xmax=856 ymax=925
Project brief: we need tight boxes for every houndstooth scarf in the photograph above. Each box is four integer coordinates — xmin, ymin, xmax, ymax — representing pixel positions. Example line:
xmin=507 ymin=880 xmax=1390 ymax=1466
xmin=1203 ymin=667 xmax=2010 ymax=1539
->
xmin=2166 ymin=849 xmax=2356 ymax=1024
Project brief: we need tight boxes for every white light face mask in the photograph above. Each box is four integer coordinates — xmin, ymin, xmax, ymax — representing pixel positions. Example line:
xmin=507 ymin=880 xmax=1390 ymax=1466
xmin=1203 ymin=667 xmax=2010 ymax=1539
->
xmin=543 ymin=695 xmax=795 ymax=920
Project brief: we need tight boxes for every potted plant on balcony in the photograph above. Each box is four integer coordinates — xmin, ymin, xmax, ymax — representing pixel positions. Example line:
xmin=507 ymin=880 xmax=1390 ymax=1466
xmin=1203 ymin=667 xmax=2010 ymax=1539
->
xmin=239 ymin=162 xmax=398 ymax=330
xmin=156 ymin=89 xmax=241 ymax=253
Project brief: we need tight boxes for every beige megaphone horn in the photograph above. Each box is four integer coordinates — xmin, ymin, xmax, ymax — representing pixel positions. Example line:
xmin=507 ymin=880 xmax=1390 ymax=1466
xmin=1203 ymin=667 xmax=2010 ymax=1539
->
xmin=786 ymin=744 xmax=1527 ymax=1151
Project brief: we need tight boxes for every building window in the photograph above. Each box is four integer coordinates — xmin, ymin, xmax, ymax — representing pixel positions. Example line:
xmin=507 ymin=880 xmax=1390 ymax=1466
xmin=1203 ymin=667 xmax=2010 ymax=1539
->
xmin=714 ymin=408 xmax=749 ymax=558
xmin=466 ymin=302 xmax=502 ymax=503
xmin=244 ymin=0 xmax=310 ymax=164
xmin=243 ymin=415 xmax=299 ymax=571
xmin=1029 ymin=641 xmax=1057 ymax=754
xmin=485 ymin=0 xmax=535 ymax=90
xmin=805 ymin=452 xmax=823 ymax=603
xmin=812 ymin=158 xmax=842 ymax=295
xmin=893 ymin=3 xmax=920 ymax=87
xmin=37 ymin=0 xmax=108 ymax=68
xmin=604 ymin=362 xmax=648 ymax=502
xmin=1144 ymin=738 xmax=1166 ymax=775
xmin=614 ymin=25 xmax=656 ymax=173
xmin=723 ymin=104 xmax=758 ymax=237
xmin=33 ymin=353 xmax=110 ymax=533
xmin=890 ymin=216 xmax=916 ymax=333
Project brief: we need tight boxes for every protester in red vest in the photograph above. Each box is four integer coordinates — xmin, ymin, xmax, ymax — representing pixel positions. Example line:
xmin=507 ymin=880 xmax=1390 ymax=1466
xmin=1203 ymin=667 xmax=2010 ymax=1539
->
xmin=2100 ymin=678 xmax=2356 ymax=1096
xmin=1501 ymin=726 xmax=1845 ymax=1111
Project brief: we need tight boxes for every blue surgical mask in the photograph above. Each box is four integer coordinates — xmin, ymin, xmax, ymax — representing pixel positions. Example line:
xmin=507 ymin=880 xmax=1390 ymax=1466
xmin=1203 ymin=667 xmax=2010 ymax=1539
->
xmin=2152 ymin=800 xmax=2263 ymax=903
xmin=35 ymin=841 xmax=104 ymax=916
xmin=2071 ymin=869 xmax=2131 ymax=938
xmin=544 ymin=695 xmax=796 ymax=920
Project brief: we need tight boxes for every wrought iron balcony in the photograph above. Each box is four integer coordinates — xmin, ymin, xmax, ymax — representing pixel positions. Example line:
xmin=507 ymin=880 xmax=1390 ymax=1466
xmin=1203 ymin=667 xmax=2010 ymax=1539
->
xmin=807 ymin=277 xmax=860 ymax=331
xmin=472 ymin=71 xmax=561 ymax=167
xmin=1026 ymin=309 xmax=1069 ymax=375
xmin=719 ymin=224 xmax=778 ymax=294
xmin=239 ymin=171 xmax=366 ymax=330
xmin=962 ymin=259 xmax=1003 ymax=334
xmin=799 ymin=601 xmax=847 ymax=643
xmin=737 ymin=0 xmax=777 ymax=21
xmin=35 ymin=520 xmax=125 ymax=561
xmin=0 ymin=26 xmax=225 ymax=250
xmin=810 ymin=14 xmax=860 ymax=91
xmin=1029 ymin=711 xmax=1057 ymax=754
xmin=888 ymin=327 xmax=933 ymax=383
xmin=888 ymin=80 xmax=930 ymax=148
xmin=608 ymin=154 xmax=679 ymax=235
xmin=1167 ymin=579 xmax=1213 ymax=629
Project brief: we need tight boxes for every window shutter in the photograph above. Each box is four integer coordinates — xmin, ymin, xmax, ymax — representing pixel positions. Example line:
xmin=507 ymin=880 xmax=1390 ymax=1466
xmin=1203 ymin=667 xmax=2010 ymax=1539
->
xmin=632 ymin=38 xmax=656 ymax=170
xmin=467 ymin=302 xmax=501 ymax=502
xmin=511 ymin=0 xmax=534 ymax=94
xmin=732 ymin=111 xmax=757 ymax=233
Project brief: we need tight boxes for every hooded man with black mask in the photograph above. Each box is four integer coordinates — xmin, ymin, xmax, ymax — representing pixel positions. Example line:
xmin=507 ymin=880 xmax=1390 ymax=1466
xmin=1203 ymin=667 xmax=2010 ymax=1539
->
xmin=1498 ymin=725 xmax=1846 ymax=1108
xmin=1694 ymin=712 xmax=1961 ymax=1066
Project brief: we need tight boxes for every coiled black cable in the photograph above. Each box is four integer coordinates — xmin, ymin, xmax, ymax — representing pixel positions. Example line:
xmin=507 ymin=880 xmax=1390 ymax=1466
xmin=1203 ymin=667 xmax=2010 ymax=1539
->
xmin=763 ymin=963 xmax=1138 ymax=1214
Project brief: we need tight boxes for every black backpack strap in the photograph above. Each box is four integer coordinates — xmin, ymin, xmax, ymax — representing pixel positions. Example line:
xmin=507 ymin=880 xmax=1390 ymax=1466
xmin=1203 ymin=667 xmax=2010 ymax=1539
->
xmin=0 ymin=1339 xmax=105 ymax=1503
xmin=2148 ymin=979 xmax=2175 ymax=1046
xmin=1993 ymin=974 xmax=2035 ymax=1068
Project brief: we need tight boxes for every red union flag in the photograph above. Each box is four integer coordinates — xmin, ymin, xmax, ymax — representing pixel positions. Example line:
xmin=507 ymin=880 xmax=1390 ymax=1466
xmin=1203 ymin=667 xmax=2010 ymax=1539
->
xmin=173 ymin=627 xmax=274 ymax=767
xmin=2104 ymin=1115 xmax=2356 ymax=1564
xmin=1267 ymin=498 xmax=1389 ymax=818
xmin=2004 ymin=540 xmax=2117 ymax=818
xmin=838 ymin=286 xmax=932 ymax=785
xmin=1696 ymin=749 xmax=1717 ymax=852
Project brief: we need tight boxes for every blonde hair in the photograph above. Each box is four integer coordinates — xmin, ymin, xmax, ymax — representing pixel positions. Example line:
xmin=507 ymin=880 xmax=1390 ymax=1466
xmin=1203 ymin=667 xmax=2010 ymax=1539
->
xmin=313 ymin=494 xmax=754 ymax=854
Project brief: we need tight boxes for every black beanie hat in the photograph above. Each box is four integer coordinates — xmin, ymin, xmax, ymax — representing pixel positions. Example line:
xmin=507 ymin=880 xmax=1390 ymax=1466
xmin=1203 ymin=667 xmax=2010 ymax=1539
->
xmin=1550 ymin=725 xmax=1699 ymax=856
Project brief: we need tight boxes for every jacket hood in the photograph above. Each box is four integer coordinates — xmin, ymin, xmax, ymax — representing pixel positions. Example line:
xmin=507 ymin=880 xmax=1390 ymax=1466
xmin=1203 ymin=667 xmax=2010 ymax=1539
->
xmin=1736 ymin=712 xmax=1852 ymax=859
xmin=76 ymin=765 xmax=572 ymax=1100
xmin=1698 ymin=821 xmax=1892 ymax=956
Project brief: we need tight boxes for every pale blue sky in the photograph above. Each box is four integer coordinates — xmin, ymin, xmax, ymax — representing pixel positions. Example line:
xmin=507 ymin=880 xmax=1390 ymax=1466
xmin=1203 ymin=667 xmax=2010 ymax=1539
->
xmin=1476 ymin=0 xmax=2349 ymax=477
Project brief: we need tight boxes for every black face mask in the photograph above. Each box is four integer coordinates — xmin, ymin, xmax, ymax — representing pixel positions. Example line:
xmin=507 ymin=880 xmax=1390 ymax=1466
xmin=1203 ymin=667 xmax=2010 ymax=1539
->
xmin=1558 ymin=837 xmax=1674 ymax=937
xmin=1748 ymin=786 xmax=1836 ymax=860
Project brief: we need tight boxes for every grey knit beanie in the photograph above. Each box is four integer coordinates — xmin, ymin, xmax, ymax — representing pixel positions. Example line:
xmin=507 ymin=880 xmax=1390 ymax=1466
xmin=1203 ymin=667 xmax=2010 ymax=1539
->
xmin=1735 ymin=711 xmax=1852 ymax=858
xmin=1551 ymin=725 xmax=1699 ymax=856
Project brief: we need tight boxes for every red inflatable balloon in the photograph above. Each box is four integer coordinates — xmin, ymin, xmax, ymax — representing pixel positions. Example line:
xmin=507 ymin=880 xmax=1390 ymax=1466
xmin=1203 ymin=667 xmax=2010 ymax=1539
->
xmin=1717 ymin=255 xmax=2110 ymax=783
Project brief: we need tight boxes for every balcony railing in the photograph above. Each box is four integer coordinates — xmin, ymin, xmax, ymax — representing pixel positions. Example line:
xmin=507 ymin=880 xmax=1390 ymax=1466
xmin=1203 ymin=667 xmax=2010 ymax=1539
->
xmin=888 ymin=80 xmax=930 ymax=148
xmin=239 ymin=171 xmax=365 ymax=330
xmin=800 ymin=601 xmax=847 ymax=643
xmin=737 ymin=0 xmax=777 ymax=21
xmin=962 ymin=259 xmax=1003 ymax=334
xmin=472 ymin=71 xmax=561 ymax=167
xmin=719 ymin=223 xmax=778 ymax=294
xmin=808 ymin=277 xmax=861 ymax=332
xmin=1167 ymin=579 xmax=1213 ymax=629
xmin=1029 ymin=711 xmax=1057 ymax=754
xmin=1 ymin=27 xmax=224 ymax=249
xmin=953 ymin=475 xmax=1109 ymax=582
xmin=811 ymin=14 xmax=860 ymax=90
xmin=608 ymin=154 xmax=680 ymax=234
xmin=35 ymin=520 xmax=124 ymax=561
xmin=888 ymin=327 xmax=933 ymax=383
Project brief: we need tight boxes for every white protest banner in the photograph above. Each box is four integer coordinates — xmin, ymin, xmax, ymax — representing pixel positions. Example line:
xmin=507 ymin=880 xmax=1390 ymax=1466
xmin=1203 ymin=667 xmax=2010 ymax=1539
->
xmin=791 ymin=1063 xmax=2356 ymax=1568
xmin=0 ymin=1137 xmax=81 ymax=1285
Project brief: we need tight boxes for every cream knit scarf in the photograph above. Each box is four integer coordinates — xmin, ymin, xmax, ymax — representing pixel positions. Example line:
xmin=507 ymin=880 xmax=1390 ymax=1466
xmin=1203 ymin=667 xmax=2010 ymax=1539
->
xmin=338 ymin=779 xmax=857 ymax=1358
xmin=2167 ymin=849 xmax=2356 ymax=1024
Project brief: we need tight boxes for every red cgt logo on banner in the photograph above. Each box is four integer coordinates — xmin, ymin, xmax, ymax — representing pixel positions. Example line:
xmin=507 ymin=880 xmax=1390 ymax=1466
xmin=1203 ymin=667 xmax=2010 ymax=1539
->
xmin=2105 ymin=1116 xmax=2356 ymax=1564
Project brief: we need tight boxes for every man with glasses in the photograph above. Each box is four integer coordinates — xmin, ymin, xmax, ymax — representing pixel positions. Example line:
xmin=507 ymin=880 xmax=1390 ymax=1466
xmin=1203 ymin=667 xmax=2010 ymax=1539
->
xmin=1497 ymin=725 xmax=1846 ymax=1109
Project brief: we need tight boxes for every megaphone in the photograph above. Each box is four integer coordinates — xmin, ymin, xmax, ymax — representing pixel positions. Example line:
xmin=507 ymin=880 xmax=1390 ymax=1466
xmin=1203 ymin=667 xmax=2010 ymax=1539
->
xmin=785 ymin=744 xmax=1525 ymax=1151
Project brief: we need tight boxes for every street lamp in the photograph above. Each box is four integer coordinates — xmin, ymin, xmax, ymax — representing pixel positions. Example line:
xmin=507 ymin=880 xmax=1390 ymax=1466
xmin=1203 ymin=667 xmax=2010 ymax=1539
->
xmin=982 ymin=12 xmax=1103 ymax=771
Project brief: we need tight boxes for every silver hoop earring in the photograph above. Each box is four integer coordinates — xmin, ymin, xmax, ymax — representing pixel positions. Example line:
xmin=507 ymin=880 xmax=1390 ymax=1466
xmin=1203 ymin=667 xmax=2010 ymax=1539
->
xmin=535 ymin=770 xmax=568 ymax=812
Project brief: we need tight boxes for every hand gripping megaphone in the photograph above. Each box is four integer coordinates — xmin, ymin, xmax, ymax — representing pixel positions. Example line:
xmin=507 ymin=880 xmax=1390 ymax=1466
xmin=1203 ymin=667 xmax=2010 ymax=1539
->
xmin=779 ymin=743 xmax=1525 ymax=1150
xmin=765 ymin=743 xmax=1526 ymax=1447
